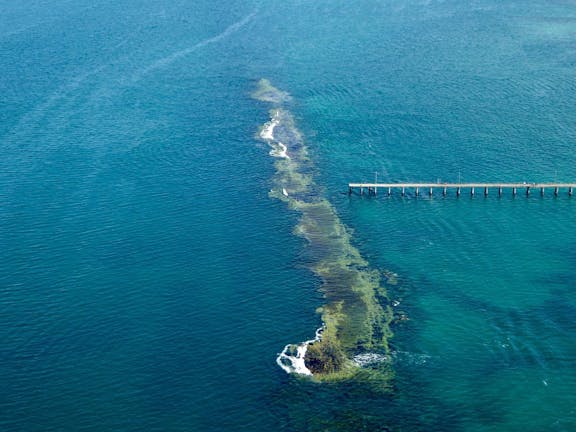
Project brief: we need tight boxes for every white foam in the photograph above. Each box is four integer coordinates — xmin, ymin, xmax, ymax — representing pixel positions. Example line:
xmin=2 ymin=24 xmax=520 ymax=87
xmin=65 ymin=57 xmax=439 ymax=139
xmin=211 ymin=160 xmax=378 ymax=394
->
xmin=269 ymin=142 xmax=290 ymax=159
xmin=276 ymin=326 xmax=324 ymax=376
xmin=352 ymin=352 xmax=390 ymax=367
xmin=276 ymin=343 xmax=312 ymax=376
xmin=260 ymin=112 xmax=290 ymax=159
xmin=260 ymin=119 xmax=277 ymax=141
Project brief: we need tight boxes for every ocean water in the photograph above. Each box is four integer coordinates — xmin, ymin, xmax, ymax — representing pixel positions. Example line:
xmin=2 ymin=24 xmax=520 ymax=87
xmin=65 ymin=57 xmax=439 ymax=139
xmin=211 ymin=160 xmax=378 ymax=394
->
xmin=1 ymin=1 xmax=575 ymax=431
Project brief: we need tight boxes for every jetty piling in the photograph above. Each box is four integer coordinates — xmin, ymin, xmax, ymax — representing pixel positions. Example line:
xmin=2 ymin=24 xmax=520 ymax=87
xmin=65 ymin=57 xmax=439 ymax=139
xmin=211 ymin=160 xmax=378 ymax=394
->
xmin=348 ymin=182 xmax=576 ymax=198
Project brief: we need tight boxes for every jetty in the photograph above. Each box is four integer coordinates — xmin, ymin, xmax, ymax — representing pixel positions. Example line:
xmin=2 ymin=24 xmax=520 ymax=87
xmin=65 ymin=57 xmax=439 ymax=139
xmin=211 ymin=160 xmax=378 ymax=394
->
xmin=348 ymin=183 xmax=576 ymax=197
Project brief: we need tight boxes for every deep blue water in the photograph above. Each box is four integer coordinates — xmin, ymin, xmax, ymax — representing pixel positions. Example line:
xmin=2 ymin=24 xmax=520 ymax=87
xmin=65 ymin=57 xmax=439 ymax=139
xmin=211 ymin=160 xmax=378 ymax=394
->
xmin=1 ymin=1 xmax=575 ymax=431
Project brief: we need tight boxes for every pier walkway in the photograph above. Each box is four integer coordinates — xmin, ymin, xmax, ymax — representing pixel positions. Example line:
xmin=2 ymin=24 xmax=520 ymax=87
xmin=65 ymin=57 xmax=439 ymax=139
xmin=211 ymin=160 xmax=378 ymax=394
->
xmin=348 ymin=183 xmax=576 ymax=197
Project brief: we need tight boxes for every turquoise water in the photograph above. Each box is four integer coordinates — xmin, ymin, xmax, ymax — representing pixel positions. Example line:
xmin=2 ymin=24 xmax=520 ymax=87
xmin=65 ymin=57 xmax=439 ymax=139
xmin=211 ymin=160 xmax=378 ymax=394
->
xmin=1 ymin=1 xmax=575 ymax=431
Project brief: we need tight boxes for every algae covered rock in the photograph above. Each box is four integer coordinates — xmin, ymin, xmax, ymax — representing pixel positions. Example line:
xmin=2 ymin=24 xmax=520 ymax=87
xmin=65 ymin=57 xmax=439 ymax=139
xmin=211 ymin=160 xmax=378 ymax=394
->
xmin=305 ymin=339 xmax=347 ymax=375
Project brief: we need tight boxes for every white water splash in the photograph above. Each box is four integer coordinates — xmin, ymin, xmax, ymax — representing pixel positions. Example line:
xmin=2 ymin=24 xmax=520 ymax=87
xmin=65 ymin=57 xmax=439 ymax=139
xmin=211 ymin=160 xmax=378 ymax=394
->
xmin=352 ymin=353 xmax=390 ymax=367
xmin=269 ymin=142 xmax=289 ymax=159
xmin=260 ymin=118 xmax=278 ymax=141
xmin=259 ymin=111 xmax=290 ymax=159
xmin=276 ymin=326 xmax=324 ymax=376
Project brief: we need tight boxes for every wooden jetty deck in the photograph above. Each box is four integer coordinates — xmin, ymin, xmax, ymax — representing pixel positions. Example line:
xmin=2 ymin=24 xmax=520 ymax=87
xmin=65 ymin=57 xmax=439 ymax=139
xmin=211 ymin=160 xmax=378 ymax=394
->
xmin=348 ymin=183 xmax=576 ymax=197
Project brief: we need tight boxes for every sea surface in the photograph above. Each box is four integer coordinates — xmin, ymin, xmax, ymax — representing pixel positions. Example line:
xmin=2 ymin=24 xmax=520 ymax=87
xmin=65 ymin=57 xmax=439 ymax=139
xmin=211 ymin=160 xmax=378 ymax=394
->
xmin=1 ymin=1 xmax=575 ymax=431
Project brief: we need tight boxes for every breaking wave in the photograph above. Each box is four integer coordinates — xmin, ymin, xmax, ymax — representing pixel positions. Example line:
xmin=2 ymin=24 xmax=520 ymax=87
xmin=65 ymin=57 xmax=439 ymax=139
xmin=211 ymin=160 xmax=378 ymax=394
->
xmin=276 ymin=326 xmax=325 ymax=376
xmin=259 ymin=111 xmax=290 ymax=159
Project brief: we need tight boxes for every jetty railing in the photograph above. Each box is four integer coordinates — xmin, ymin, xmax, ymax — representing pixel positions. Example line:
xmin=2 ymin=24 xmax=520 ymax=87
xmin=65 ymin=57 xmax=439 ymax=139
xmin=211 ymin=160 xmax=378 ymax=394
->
xmin=348 ymin=183 xmax=575 ymax=197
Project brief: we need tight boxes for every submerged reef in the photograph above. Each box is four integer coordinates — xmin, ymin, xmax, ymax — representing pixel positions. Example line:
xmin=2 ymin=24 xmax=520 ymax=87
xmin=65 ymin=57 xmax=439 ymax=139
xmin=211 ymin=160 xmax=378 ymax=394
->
xmin=253 ymin=79 xmax=393 ymax=382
